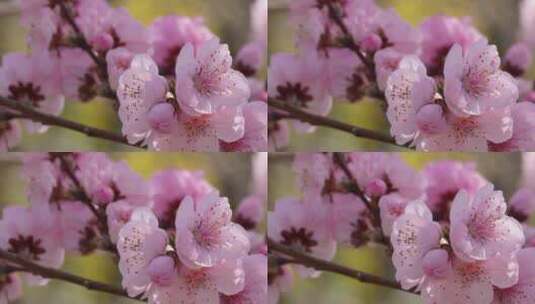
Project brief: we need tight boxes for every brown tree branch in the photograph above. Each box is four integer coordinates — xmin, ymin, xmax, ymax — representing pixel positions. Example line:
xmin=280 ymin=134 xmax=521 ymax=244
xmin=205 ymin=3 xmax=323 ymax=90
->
xmin=325 ymin=2 xmax=374 ymax=72
xmin=267 ymin=238 xmax=416 ymax=295
xmin=0 ymin=249 xmax=142 ymax=302
xmin=58 ymin=1 xmax=107 ymax=76
xmin=269 ymin=99 xmax=407 ymax=149
xmin=0 ymin=96 xmax=143 ymax=149
xmin=332 ymin=153 xmax=390 ymax=247
xmin=58 ymin=0 xmax=119 ymax=109
xmin=54 ymin=153 xmax=118 ymax=254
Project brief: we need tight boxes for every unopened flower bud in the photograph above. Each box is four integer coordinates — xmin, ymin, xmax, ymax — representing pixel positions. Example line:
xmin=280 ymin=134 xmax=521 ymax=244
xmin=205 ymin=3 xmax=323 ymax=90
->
xmin=147 ymin=103 xmax=176 ymax=134
xmin=422 ymin=249 xmax=451 ymax=279
xmin=416 ymin=104 xmax=447 ymax=135
xmin=504 ymin=42 xmax=533 ymax=77
xmin=147 ymin=255 xmax=176 ymax=287
xmin=92 ymin=33 xmax=114 ymax=51
xmin=93 ymin=185 xmax=114 ymax=205
xmin=360 ymin=33 xmax=383 ymax=53
xmin=365 ymin=178 xmax=387 ymax=198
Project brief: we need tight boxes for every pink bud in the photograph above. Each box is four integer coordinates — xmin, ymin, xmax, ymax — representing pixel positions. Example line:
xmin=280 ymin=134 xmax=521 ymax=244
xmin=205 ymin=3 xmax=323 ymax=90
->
xmin=236 ymin=41 xmax=263 ymax=74
xmin=505 ymin=42 xmax=533 ymax=76
xmin=360 ymin=33 xmax=383 ymax=53
xmin=92 ymin=33 xmax=114 ymax=51
xmin=147 ymin=255 xmax=176 ymax=287
xmin=236 ymin=195 xmax=264 ymax=229
xmin=509 ymin=188 xmax=535 ymax=222
xmin=422 ymin=249 xmax=451 ymax=279
xmin=147 ymin=103 xmax=176 ymax=134
xmin=93 ymin=185 xmax=114 ymax=205
xmin=525 ymin=91 xmax=535 ymax=103
xmin=365 ymin=178 xmax=387 ymax=198
xmin=416 ymin=104 xmax=447 ymax=135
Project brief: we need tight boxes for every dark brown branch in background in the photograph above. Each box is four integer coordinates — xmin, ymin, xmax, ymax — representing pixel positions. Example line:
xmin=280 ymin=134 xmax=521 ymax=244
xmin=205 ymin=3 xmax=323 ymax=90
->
xmin=332 ymin=153 xmax=390 ymax=246
xmin=268 ymin=238 xmax=416 ymax=295
xmin=0 ymin=249 xmax=141 ymax=302
xmin=333 ymin=153 xmax=373 ymax=209
xmin=0 ymin=96 xmax=142 ymax=149
xmin=58 ymin=0 xmax=119 ymax=109
xmin=325 ymin=2 xmax=375 ymax=73
xmin=58 ymin=1 xmax=107 ymax=77
xmin=55 ymin=153 xmax=118 ymax=254
xmin=269 ymin=99 xmax=406 ymax=148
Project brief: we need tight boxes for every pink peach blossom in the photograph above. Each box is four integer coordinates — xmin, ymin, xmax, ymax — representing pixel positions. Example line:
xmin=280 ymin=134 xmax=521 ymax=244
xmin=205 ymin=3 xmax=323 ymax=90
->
xmin=174 ymin=194 xmax=250 ymax=268
xmin=450 ymin=185 xmax=524 ymax=261
xmin=391 ymin=200 xmax=442 ymax=289
xmin=423 ymin=160 xmax=487 ymax=220
xmin=175 ymin=38 xmax=250 ymax=115
xmin=117 ymin=207 xmax=169 ymax=298
xmin=493 ymin=248 xmax=535 ymax=303
xmin=268 ymin=197 xmax=336 ymax=278
xmin=117 ymin=54 xmax=169 ymax=145
xmin=444 ymin=40 xmax=518 ymax=116
xmin=150 ymin=169 xmax=214 ymax=230
xmin=149 ymin=15 xmax=214 ymax=75
xmin=422 ymin=254 xmax=519 ymax=304
xmin=220 ymin=254 xmax=267 ymax=304
xmin=385 ymin=55 xmax=437 ymax=144
xmin=420 ymin=15 xmax=482 ymax=75
xmin=0 ymin=205 xmax=64 ymax=286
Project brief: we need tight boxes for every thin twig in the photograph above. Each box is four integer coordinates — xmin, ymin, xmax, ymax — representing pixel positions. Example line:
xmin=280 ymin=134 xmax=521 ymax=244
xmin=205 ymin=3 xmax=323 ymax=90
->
xmin=325 ymin=2 xmax=374 ymax=73
xmin=54 ymin=153 xmax=118 ymax=254
xmin=58 ymin=0 xmax=116 ymax=103
xmin=267 ymin=238 xmax=416 ymax=294
xmin=269 ymin=99 xmax=406 ymax=148
xmin=0 ymin=249 xmax=141 ymax=302
xmin=0 ymin=96 xmax=142 ymax=149
xmin=58 ymin=1 xmax=106 ymax=74
xmin=332 ymin=153 xmax=390 ymax=246
xmin=332 ymin=153 xmax=373 ymax=210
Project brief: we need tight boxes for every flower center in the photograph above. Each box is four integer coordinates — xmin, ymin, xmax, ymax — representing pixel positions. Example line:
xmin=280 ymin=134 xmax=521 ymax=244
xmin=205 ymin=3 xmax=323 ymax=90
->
xmin=193 ymin=219 xmax=221 ymax=249
xmin=8 ymin=82 xmax=45 ymax=107
xmin=463 ymin=68 xmax=491 ymax=98
xmin=276 ymin=82 xmax=313 ymax=108
xmin=468 ymin=212 xmax=497 ymax=241
xmin=280 ymin=227 xmax=318 ymax=253
xmin=8 ymin=235 xmax=46 ymax=261
xmin=183 ymin=269 xmax=209 ymax=291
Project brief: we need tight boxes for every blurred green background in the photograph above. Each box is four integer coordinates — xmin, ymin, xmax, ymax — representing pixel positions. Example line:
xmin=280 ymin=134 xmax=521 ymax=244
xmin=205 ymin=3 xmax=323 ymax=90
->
xmin=0 ymin=0 xmax=254 ymax=151
xmin=269 ymin=0 xmax=526 ymax=151
xmin=0 ymin=152 xmax=256 ymax=303
xmin=269 ymin=152 xmax=524 ymax=304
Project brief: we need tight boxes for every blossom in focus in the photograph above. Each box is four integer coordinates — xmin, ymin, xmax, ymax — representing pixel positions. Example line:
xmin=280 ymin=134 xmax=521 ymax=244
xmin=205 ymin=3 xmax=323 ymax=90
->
xmin=449 ymin=185 xmax=524 ymax=261
xmin=391 ymin=200 xmax=442 ymax=289
xmin=174 ymin=194 xmax=250 ymax=269
xmin=175 ymin=38 xmax=250 ymax=115
xmin=444 ymin=39 xmax=518 ymax=116
xmin=419 ymin=15 xmax=483 ymax=75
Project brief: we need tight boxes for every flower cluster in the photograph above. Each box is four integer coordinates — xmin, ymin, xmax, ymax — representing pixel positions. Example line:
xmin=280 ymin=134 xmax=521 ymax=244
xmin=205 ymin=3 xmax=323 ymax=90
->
xmin=269 ymin=152 xmax=535 ymax=304
xmin=0 ymin=152 xmax=267 ymax=304
xmin=0 ymin=0 xmax=267 ymax=151
xmin=268 ymin=0 xmax=535 ymax=151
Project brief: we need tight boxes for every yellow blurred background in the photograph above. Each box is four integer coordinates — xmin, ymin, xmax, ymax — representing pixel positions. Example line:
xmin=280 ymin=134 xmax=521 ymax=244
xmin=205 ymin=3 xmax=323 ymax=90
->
xmin=269 ymin=152 xmax=523 ymax=304
xmin=0 ymin=0 xmax=255 ymax=151
xmin=269 ymin=0 xmax=525 ymax=151
xmin=0 ymin=152 xmax=256 ymax=303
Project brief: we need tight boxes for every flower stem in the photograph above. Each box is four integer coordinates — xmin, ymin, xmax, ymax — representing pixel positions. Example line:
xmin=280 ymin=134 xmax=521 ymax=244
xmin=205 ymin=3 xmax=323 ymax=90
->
xmin=0 ymin=248 xmax=142 ymax=301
